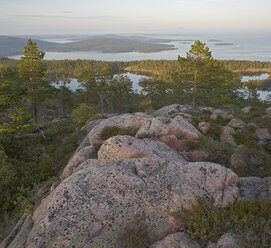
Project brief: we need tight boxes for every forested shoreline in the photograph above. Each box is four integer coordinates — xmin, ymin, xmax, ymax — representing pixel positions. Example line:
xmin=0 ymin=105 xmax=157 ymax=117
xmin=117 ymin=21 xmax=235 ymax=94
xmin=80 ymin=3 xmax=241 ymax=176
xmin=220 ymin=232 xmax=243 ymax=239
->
xmin=1 ymin=57 xmax=271 ymax=82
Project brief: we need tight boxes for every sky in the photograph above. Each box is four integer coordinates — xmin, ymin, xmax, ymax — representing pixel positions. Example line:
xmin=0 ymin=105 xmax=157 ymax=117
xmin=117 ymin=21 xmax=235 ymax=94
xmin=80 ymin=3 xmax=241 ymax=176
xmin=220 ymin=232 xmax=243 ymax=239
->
xmin=0 ymin=0 xmax=270 ymax=35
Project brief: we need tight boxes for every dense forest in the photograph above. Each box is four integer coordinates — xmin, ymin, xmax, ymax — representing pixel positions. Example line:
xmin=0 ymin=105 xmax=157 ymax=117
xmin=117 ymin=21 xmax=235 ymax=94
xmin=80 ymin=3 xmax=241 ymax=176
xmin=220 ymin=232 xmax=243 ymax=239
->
xmin=0 ymin=39 xmax=271 ymax=242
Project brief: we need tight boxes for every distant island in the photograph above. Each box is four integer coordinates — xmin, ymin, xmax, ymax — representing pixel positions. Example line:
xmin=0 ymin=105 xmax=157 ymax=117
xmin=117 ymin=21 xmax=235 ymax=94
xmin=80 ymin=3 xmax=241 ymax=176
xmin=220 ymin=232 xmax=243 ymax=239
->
xmin=48 ymin=37 xmax=177 ymax=53
xmin=215 ymin=42 xmax=234 ymax=46
xmin=208 ymin=39 xmax=223 ymax=42
xmin=0 ymin=35 xmax=177 ymax=56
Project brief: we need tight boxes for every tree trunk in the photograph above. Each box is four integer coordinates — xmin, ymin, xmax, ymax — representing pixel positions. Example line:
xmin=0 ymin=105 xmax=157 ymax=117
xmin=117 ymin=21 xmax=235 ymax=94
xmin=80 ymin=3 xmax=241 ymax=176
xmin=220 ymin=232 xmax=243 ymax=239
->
xmin=193 ymin=68 xmax=198 ymax=107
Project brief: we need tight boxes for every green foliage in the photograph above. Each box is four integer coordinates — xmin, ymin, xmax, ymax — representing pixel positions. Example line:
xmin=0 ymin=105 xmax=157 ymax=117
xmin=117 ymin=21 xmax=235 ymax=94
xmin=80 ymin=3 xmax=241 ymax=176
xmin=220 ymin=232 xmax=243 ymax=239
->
xmin=180 ymin=199 xmax=271 ymax=247
xmin=188 ymin=136 xmax=232 ymax=165
xmin=17 ymin=38 xmax=48 ymax=122
xmin=110 ymin=75 xmax=133 ymax=113
xmin=71 ymin=103 xmax=97 ymax=127
xmin=139 ymin=79 xmax=172 ymax=111
xmin=117 ymin=216 xmax=151 ymax=248
xmin=100 ymin=127 xmax=138 ymax=141
xmin=174 ymin=40 xmax=240 ymax=107
xmin=78 ymin=71 xmax=97 ymax=104
xmin=0 ymin=79 xmax=31 ymax=135
xmin=0 ymin=119 xmax=80 ymax=230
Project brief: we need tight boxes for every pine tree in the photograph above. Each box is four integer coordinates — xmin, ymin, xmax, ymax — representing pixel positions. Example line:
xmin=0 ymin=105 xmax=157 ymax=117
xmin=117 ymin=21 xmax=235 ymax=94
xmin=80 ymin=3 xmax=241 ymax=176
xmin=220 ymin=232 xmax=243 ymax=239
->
xmin=18 ymin=39 xmax=47 ymax=122
xmin=174 ymin=40 xmax=240 ymax=107
xmin=110 ymin=75 xmax=133 ymax=113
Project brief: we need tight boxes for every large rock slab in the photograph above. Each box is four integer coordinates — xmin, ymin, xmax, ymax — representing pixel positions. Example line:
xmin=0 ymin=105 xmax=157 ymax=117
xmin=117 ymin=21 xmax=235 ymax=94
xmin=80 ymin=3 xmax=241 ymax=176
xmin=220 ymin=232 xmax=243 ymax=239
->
xmin=25 ymin=157 xmax=238 ymax=247
xmin=150 ymin=232 xmax=200 ymax=248
xmin=88 ymin=113 xmax=152 ymax=147
xmin=98 ymin=135 xmax=186 ymax=163
xmin=0 ymin=214 xmax=33 ymax=248
xmin=136 ymin=116 xmax=200 ymax=140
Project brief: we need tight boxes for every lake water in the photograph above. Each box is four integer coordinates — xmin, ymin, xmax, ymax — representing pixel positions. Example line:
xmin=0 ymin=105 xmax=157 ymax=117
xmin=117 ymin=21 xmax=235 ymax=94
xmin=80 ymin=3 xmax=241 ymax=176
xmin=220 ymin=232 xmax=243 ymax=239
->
xmin=53 ymin=72 xmax=149 ymax=92
xmin=241 ymin=73 xmax=270 ymax=82
xmin=54 ymin=72 xmax=270 ymax=101
xmin=9 ymin=33 xmax=271 ymax=62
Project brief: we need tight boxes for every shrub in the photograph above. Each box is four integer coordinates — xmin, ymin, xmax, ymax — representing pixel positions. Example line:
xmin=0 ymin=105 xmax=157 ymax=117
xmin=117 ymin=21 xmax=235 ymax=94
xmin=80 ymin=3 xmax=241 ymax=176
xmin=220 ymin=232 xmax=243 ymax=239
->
xmin=100 ymin=127 xmax=138 ymax=141
xmin=71 ymin=103 xmax=97 ymax=127
xmin=117 ymin=216 xmax=151 ymax=248
xmin=188 ymin=136 xmax=232 ymax=166
xmin=179 ymin=199 xmax=271 ymax=247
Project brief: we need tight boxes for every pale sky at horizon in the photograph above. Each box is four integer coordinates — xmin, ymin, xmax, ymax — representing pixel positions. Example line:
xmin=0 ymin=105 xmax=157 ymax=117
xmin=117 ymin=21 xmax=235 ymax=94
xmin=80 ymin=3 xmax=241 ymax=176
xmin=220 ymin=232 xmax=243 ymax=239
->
xmin=0 ymin=0 xmax=270 ymax=35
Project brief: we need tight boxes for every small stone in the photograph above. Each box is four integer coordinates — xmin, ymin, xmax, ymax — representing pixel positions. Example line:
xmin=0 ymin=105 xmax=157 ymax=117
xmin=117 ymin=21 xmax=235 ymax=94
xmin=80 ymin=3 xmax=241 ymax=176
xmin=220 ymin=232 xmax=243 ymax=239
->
xmin=217 ymin=233 xmax=238 ymax=248
xmin=152 ymin=104 xmax=192 ymax=117
xmin=228 ymin=118 xmax=246 ymax=129
xmin=220 ymin=126 xmax=236 ymax=146
xmin=198 ymin=122 xmax=211 ymax=134
xmin=210 ymin=114 xmax=218 ymax=120
xmin=150 ymin=232 xmax=200 ymax=248
xmin=241 ymin=106 xmax=252 ymax=113
xmin=266 ymin=107 xmax=271 ymax=116
xmin=221 ymin=113 xmax=235 ymax=120
xmin=255 ymin=128 xmax=271 ymax=141
xmin=229 ymin=152 xmax=249 ymax=169
xmin=206 ymin=241 xmax=217 ymax=248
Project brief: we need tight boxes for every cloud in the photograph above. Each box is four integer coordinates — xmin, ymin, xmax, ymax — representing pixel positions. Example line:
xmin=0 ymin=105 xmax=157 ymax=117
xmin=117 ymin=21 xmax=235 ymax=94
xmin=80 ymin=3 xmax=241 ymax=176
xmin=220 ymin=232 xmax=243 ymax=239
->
xmin=61 ymin=11 xmax=73 ymax=14
xmin=14 ymin=14 xmax=117 ymax=21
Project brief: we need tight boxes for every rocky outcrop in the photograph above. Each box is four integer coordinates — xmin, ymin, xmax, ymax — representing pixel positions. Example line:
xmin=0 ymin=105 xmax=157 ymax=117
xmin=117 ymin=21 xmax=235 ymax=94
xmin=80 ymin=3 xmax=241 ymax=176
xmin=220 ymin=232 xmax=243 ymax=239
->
xmin=88 ymin=112 xmax=152 ymax=147
xmin=0 ymin=214 xmax=33 ymax=248
xmin=20 ymin=122 xmax=239 ymax=248
xmin=25 ymin=155 xmax=238 ymax=247
xmin=5 ymin=104 xmax=271 ymax=248
xmin=62 ymin=108 xmax=201 ymax=179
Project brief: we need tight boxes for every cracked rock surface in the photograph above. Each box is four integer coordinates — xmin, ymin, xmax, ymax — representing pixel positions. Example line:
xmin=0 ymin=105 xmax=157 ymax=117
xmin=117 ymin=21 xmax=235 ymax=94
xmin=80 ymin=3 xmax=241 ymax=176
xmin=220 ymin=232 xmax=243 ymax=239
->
xmin=25 ymin=134 xmax=238 ymax=247
xmin=5 ymin=105 xmax=245 ymax=248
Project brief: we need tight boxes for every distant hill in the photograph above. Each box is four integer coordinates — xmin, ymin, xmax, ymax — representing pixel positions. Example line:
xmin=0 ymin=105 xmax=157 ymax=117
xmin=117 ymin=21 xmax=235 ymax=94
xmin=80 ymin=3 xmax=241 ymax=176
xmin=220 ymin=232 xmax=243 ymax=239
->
xmin=49 ymin=37 xmax=177 ymax=53
xmin=0 ymin=35 xmax=177 ymax=56
xmin=0 ymin=36 xmax=57 ymax=57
